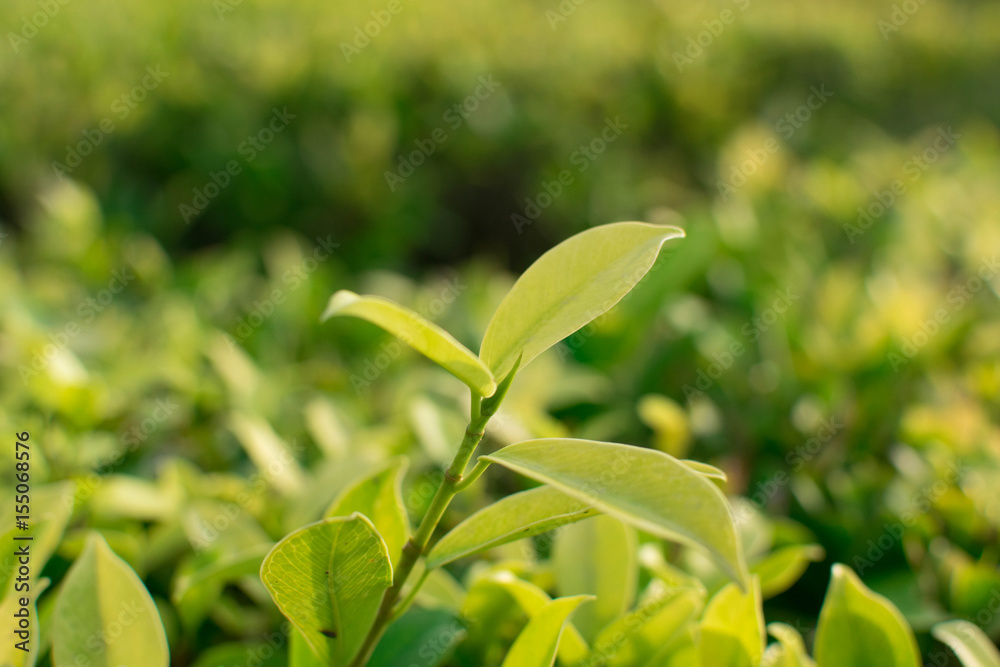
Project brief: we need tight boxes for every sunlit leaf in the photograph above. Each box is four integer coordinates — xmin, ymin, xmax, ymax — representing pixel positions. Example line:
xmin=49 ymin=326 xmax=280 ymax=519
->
xmin=700 ymin=579 xmax=764 ymax=667
xmin=752 ymin=544 xmax=825 ymax=599
xmin=478 ymin=571 xmax=590 ymax=664
xmin=553 ymin=514 xmax=637 ymax=641
xmin=324 ymin=458 xmax=410 ymax=567
xmin=322 ymin=290 xmax=496 ymax=396
xmin=762 ymin=623 xmax=816 ymax=667
xmin=52 ymin=534 xmax=169 ymax=667
xmin=426 ymin=485 xmax=597 ymax=569
xmin=483 ymin=439 xmax=748 ymax=587
xmin=586 ymin=582 xmax=704 ymax=666
xmin=932 ymin=620 xmax=1000 ymax=667
xmin=229 ymin=412 xmax=306 ymax=496
xmin=500 ymin=595 xmax=593 ymax=667
xmin=480 ymin=222 xmax=684 ymax=378
xmin=814 ymin=564 xmax=920 ymax=667
xmin=260 ymin=514 xmax=393 ymax=665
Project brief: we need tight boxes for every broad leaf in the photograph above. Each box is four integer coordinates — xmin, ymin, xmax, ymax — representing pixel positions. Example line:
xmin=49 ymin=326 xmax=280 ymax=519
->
xmin=483 ymin=439 xmax=748 ymax=586
xmin=700 ymin=579 xmax=765 ymax=667
xmin=480 ymin=222 xmax=684 ymax=378
xmin=932 ymin=620 xmax=1000 ymax=667
xmin=426 ymin=485 xmax=597 ymax=569
xmin=763 ymin=623 xmax=816 ymax=667
xmin=500 ymin=595 xmax=593 ymax=667
xmin=587 ymin=582 xmax=704 ymax=666
xmin=553 ymin=514 xmax=637 ymax=641
xmin=52 ymin=534 xmax=169 ymax=667
xmin=260 ymin=514 xmax=393 ymax=665
xmin=324 ymin=458 xmax=410 ymax=567
xmin=322 ymin=290 xmax=496 ymax=396
xmin=814 ymin=564 xmax=920 ymax=667
xmin=752 ymin=544 xmax=825 ymax=599
xmin=369 ymin=609 xmax=466 ymax=667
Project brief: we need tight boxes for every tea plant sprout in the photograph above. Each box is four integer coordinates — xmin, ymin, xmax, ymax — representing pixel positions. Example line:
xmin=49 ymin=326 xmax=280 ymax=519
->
xmin=260 ymin=221 xmax=745 ymax=663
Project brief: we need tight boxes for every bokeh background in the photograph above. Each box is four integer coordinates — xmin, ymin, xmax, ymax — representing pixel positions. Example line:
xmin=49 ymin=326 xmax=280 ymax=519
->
xmin=2 ymin=0 xmax=999 ymax=664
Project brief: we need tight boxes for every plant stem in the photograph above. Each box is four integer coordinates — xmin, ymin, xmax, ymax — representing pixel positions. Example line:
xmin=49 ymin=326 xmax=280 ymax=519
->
xmin=347 ymin=394 xmax=490 ymax=667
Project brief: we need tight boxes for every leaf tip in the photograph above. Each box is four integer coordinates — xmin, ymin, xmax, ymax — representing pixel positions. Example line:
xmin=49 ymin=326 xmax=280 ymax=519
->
xmin=320 ymin=289 xmax=360 ymax=322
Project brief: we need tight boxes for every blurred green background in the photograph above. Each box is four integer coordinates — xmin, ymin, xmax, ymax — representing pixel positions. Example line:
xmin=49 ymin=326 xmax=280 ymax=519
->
xmin=2 ymin=0 xmax=999 ymax=664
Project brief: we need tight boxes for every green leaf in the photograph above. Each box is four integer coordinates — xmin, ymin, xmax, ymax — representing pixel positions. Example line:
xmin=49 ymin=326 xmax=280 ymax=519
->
xmin=932 ymin=620 xmax=1000 ymax=667
xmin=0 ymin=481 xmax=74 ymax=596
xmin=478 ymin=571 xmax=590 ymax=664
xmin=229 ymin=412 xmax=306 ymax=496
xmin=480 ymin=222 xmax=684 ymax=378
xmin=322 ymin=290 xmax=496 ymax=396
xmin=553 ymin=514 xmax=637 ymax=641
xmin=426 ymin=486 xmax=598 ymax=569
xmin=260 ymin=514 xmax=393 ymax=666
xmin=814 ymin=564 xmax=920 ymax=667
xmin=587 ymin=582 xmax=705 ymax=666
xmin=763 ymin=623 xmax=816 ymax=667
xmin=700 ymin=579 xmax=765 ymax=667
xmin=752 ymin=544 xmax=825 ymax=599
xmin=369 ymin=609 xmax=465 ymax=667
xmin=324 ymin=458 xmax=410 ymax=567
xmin=51 ymin=534 xmax=169 ymax=667
xmin=681 ymin=459 xmax=727 ymax=481
xmin=500 ymin=595 xmax=593 ymax=667
xmin=482 ymin=438 xmax=748 ymax=587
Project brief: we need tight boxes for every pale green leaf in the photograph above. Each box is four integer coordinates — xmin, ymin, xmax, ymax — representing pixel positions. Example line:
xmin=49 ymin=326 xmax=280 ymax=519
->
xmin=814 ymin=564 xmax=920 ymax=667
xmin=681 ymin=459 xmax=727 ymax=481
xmin=229 ymin=412 xmax=306 ymax=496
xmin=500 ymin=595 xmax=593 ymax=667
xmin=752 ymin=544 xmax=825 ymax=599
xmin=763 ymin=623 xmax=816 ymax=667
xmin=480 ymin=222 xmax=684 ymax=378
xmin=52 ymin=534 xmax=169 ymax=667
xmin=324 ymin=458 xmax=410 ymax=567
xmin=322 ymin=290 xmax=496 ymax=396
xmin=482 ymin=439 xmax=748 ymax=587
xmin=478 ymin=571 xmax=590 ymax=664
xmin=426 ymin=486 xmax=598 ymax=569
xmin=260 ymin=514 xmax=393 ymax=666
xmin=553 ymin=514 xmax=637 ymax=641
xmin=932 ymin=620 xmax=1000 ymax=667
xmin=700 ymin=579 xmax=765 ymax=667
xmin=587 ymin=582 xmax=704 ymax=666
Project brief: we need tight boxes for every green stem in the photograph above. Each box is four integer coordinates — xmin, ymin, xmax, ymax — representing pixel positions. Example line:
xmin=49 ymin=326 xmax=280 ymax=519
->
xmin=348 ymin=394 xmax=490 ymax=667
